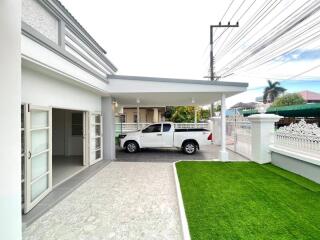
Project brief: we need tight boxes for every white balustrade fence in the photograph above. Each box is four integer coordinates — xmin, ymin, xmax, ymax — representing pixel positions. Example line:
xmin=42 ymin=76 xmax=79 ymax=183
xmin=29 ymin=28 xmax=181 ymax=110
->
xmin=226 ymin=120 xmax=252 ymax=160
xmin=115 ymin=122 xmax=210 ymax=135
xmin=274 ymin=119 xmax=320 ymax=157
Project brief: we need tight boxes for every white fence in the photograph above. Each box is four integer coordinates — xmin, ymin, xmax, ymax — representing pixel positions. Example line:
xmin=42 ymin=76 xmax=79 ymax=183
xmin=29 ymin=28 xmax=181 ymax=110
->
xmin=226 ymin=120 xmax=252 ymax=160
xmin=274 ymin=119 xmax=320 ymax=157
xmin=115 ymin=122 xmax=209 ymax=135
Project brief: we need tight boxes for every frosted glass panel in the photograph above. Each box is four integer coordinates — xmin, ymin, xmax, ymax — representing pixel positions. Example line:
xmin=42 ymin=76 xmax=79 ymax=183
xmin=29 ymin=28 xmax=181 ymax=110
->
xmin=90 ymin=151 xmax=96 ymax=161
xmin=96 ymin=150 xmax=101 ymax=159
xmin=95 ymin=138 xmax=101 ymax=149
xmin=31 ymin=110 xmax=48 ymax=129
xmin=31 ymin=129 xmax=48 ymax=154
xmin=91 ymin=139 xmax=96 ymax=150
xmin=95 ymin=125 xmax=101 ymax=136
xmin=31 ymin=152 xmax=48 ymax=180
xmin=31 ymin=175 xmax=48 ymax=201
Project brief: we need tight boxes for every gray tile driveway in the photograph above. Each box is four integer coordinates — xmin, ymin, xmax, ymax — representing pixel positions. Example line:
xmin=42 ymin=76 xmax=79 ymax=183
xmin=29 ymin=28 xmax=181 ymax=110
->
xmin=23 ymin=144 xmax=247 ymax=240
xmin=116 ymin=144 xmax=248 ymax=162
xmin=23 ymin=162 xmax=182 ymax=240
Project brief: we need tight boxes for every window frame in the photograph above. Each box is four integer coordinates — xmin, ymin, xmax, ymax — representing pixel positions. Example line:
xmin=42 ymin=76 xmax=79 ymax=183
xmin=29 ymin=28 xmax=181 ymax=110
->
xmin=141 ymin=124 xmax=162 ymax=133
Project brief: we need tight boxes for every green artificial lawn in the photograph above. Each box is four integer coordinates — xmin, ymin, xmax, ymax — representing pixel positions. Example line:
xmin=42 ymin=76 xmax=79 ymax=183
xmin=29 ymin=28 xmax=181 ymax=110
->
xmin=176 ymin=162 xmax=320 ymax=240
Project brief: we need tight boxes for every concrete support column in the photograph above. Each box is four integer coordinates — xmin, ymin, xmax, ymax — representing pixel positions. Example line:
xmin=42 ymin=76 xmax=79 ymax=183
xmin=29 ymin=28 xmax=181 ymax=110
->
xmin=153 ymin=108 xmax=158 ymax=123
xmin=0 ymin=1 xmax=22 ymax=239
xmin=137 ymin=105 xmax=140 ymax=129
xmin=210 ymin=117 xmax=221 ymax=145
xmin=219 ymin=94 xmax=229 ymax=161
xmin=102 ymin=97 xmax=116 ymax=161
xmin=248 ymin=114 xmax=282 ymax=164
xmin=194 ymin=107 xmax=197 ymax=123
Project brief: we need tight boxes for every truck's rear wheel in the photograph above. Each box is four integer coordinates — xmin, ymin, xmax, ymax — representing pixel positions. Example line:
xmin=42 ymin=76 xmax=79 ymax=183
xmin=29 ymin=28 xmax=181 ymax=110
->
xmin=182 ymin=141 xmax=197 ymax=155
xmin=125 ymin=141 xmax=139 ymax=153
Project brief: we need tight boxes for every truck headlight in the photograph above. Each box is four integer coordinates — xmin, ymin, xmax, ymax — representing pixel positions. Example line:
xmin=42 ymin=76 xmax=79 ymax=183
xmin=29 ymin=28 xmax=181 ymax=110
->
xmin=119 ymin=134 xmax=127 ymax=139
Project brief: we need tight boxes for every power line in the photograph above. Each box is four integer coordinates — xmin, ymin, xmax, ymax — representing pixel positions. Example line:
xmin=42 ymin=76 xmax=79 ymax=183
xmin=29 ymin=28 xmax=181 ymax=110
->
xmin=283 ymin=63 xmax=320 ymax=80
xmin=220 ymin=0 xmax=236 ymax=22
xmin=218 ymin=0 xmax=298 ymax=60
xmin=227 ymin=18 xmax=320 ymax=73
xmin=217 ymin=1 xmax=320 ymax=76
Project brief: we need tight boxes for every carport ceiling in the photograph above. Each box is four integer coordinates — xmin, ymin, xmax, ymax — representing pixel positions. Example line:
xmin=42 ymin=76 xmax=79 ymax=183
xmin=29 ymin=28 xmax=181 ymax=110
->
xmin=108 ymin=75 xmax=248 ymax=106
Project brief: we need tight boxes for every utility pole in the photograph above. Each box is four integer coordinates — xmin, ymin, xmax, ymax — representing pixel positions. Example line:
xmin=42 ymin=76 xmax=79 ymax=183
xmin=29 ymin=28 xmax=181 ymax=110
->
xmin=209 ymin=22 xmax=239 ymax=116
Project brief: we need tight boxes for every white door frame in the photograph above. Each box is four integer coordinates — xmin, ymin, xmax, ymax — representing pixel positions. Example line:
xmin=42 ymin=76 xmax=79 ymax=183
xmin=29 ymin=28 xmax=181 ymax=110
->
xmin=24 ymin=104 xmax=52 ymax=213
xmin=88 ymin=112 xmax=103 ymax=165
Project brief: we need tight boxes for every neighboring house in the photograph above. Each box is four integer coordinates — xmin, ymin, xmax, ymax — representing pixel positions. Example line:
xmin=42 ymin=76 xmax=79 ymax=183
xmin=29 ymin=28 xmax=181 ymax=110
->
xmin=1 ymin=1 xmax=248 ymax=238
xmin=256 ymin=90 xmax=320 ymax=103
xmin=230 ymin=102 xmax=258 ymax=110
xmin=298 ymin=90 xmax=320 ymax=103
xmin=122 ymin=107 xmax=165 ymax=123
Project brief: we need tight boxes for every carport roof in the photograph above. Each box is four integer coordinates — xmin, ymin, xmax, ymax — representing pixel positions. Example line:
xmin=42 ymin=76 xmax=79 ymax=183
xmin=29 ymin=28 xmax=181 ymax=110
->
xmin=108 ymin=74 xmax=248 ymax=87
xmin=108 ymin=74 xmax=248 ymax=107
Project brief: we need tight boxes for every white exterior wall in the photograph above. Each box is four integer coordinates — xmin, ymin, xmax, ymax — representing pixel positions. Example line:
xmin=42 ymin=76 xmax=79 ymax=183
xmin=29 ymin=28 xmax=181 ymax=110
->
xmin=22 ymin=0 xmax=59 ymax=43
xmin=0 ymin=0 xmax=22 ymax=239
xmin=102 ymin=97 xmax=116 ymax=160
xmin=22 ymin=66 xmax=102 ymax=112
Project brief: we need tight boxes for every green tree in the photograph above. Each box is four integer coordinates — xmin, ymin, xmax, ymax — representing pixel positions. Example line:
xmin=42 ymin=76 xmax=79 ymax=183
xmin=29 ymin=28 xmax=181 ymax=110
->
xmin=263 ymin=80 xmax=286 ymax=103
xmin=271 ymin=93 xmax=306 ymax=107
xmin=166 ymin=106 xmax=210 ymax=123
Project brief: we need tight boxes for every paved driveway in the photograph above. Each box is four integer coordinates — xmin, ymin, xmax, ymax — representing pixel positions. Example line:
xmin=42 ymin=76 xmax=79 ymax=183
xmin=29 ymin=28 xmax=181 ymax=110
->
xmin=116 ymin=144 xmax=248 ymax=162
xmin=23 ymin=162 xmax=182 ymax=240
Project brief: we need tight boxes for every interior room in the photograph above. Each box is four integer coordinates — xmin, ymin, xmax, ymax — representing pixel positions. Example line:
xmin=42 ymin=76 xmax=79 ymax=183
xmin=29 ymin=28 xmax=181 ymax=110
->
xmin=52 ymin=108 xmax=86 ymax=187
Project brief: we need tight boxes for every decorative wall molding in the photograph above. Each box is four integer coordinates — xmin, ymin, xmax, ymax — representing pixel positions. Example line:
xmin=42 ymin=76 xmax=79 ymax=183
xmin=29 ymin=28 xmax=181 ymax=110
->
xmin=274 ymin=119 xmax=320 ymax=156
xmin=276 ymin=119 xmax=320 ymax=140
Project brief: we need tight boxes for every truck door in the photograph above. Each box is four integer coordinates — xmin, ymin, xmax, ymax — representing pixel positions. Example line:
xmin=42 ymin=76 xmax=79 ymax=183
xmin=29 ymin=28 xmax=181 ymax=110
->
xmin=162 ymin=123 xmax=174 ymax=147
xmin=140 ymin=124 xmax=162 ymax=147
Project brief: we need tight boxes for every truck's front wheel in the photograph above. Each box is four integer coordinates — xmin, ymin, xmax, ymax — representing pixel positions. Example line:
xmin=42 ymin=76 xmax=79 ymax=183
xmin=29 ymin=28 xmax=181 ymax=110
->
xmin=125 ymin=141 xmax=139 ymax=153
xmin=182 ymin=141 xmax=197 ymax=155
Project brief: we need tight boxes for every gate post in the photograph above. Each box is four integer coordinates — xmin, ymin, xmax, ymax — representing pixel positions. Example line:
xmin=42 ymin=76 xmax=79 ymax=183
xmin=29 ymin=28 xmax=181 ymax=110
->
xmin=210 ymin=117 xmax=221 ymax=145
xmin=248 ymin=114 xmax=282 ymax=164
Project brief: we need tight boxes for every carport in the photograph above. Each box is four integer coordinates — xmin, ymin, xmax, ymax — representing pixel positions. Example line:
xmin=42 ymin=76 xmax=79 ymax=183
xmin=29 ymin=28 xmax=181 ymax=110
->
xmin=108 ymin=75 xmax=248 ymax=161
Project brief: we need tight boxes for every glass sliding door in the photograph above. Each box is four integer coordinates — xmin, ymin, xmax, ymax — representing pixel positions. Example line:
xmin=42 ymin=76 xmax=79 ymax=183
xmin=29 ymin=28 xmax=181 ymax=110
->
xmin=25 ymin=105 xmax=52 ymax=213
xmin=89 ymin=113 xmax=103 ymax=165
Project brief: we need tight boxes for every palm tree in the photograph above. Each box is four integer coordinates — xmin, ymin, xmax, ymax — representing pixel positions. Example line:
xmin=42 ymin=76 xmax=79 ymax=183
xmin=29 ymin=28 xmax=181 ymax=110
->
xmin=263 ymin=80 xmax=286 ymax=103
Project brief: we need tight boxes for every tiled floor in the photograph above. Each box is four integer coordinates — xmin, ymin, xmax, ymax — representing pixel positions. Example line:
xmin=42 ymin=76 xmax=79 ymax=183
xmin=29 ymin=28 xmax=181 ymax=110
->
xmin=23 ymin=162 xmax=182 ymax=240
xmin=22 ymin=160 xmax=110 ymax=227
xmin=116 ymin=143 xmax=249 ymax=162
xmin=53 ymin=155 xmax=85 ymax=186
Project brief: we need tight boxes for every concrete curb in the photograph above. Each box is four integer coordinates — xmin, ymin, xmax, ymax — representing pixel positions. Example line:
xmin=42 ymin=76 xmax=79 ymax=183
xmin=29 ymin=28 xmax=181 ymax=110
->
xmin=173 ymin=161 xmax=191 ymax=240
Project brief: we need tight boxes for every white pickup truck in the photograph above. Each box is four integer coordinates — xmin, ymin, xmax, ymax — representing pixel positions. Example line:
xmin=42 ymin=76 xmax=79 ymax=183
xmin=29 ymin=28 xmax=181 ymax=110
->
xmin=119 ymin=122 xmax=212 ymax=154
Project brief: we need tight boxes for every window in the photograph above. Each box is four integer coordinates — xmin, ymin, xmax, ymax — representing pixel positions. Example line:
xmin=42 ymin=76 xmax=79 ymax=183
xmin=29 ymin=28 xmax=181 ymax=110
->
xmin=120 ymin=114 xmax=126 ymax=123
xmin=133 ymin=113 xmax=137 ymax=123
xmin=142 ymin=124 xmax=161 ymax=133
xmin=72 ymin=113 xmax=83 ymax=136
xmin=163 ymin=124 xmax=171 ymax=132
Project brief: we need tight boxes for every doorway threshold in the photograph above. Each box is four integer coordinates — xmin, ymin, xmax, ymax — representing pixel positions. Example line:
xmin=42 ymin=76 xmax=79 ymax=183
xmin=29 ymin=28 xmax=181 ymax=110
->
xmin=22 ymin=160 xmax=111 ymax=227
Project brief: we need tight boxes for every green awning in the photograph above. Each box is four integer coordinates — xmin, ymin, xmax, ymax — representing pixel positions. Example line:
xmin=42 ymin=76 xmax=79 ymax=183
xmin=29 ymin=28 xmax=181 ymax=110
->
xmin=242 ymin=103 xmax=320 ymax=117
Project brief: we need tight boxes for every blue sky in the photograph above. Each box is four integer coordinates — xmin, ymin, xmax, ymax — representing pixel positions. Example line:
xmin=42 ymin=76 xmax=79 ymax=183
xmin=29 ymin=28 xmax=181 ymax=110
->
xmin=280 ymin=49 xmax=320 ymax=62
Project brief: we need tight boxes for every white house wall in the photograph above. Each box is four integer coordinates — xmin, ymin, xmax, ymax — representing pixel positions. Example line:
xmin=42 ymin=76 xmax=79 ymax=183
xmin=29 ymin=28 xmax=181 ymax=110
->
xmin=22 ymin=66 xmax=102 ymax=112
xmin=0 ymin=1 xmax=22 ymax=239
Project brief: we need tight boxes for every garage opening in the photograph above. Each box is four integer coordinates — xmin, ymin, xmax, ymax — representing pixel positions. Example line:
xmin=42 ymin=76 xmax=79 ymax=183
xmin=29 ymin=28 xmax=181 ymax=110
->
xmin=52 ymin=108 xmax=86 ymax=187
